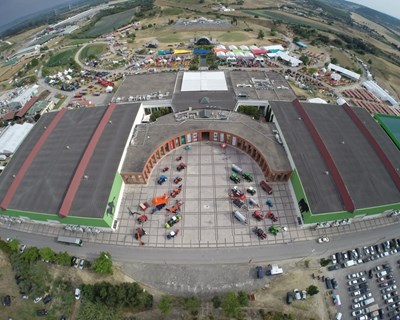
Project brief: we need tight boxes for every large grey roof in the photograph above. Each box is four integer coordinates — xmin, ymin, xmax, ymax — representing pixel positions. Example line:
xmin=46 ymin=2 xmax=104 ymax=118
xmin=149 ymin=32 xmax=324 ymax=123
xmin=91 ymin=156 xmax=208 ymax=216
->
xmin=122 ymin=111 xmax=291 ymax=173
xmin=271 ymin=101 xmax=400 ymax=214
xmin=0 ymin=104 xmax=139 ymax=218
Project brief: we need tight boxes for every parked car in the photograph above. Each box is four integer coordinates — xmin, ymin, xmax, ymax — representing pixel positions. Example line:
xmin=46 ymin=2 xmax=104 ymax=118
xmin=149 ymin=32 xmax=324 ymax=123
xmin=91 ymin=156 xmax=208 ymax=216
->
xmin=301 ymin=290 xmax=307 ymax=300
xmin=34 ymin=297 xmax=42 ymax=304
xmin=36 ymin=309 xmax=48 ymax=316
xmin=42 ymin=295 xmax=52 ymax=304
xmin=286 ymin=292 xmax=293 ymax=304
xmin=2 ymin=295 xmax=11 ymax=306
xmin=256 ymin=266 xmax=265 ymax=279
xmin=352 ymin=290 xmax=361 ymax=297
xmin=318 ymin=237 xmax=329 ymax=243
xmin=328 ymin=265 xmax=340 ymax=271
xmin=19 ymin=244 xmax=26 ymax=254
xmin=293 ymin=289 xmax=301 ymax=300
xmin=75 ymin=288 xmax=81 ymax=300
xmin=78 ymin=259 xmax=85 ymax=270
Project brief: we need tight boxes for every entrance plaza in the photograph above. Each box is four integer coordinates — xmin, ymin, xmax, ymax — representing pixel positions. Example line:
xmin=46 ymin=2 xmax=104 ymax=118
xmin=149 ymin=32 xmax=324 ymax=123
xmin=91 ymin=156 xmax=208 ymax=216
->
xmin=117 ymin=141 xmax=300 ymax=248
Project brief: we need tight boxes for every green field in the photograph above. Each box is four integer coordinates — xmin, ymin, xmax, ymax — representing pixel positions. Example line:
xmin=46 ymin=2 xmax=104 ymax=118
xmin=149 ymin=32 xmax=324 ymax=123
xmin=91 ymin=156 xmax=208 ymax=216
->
xmin=46 ymin=48 xmax=79 ymax=67
xmin=79 ymin=44 xmax=107 ymax=60
xmin=244 ymin=10 xmax=330 ymax=31
xmin=80 ymin=9 xmax=136 ymax=38
xmin=218 ymin=32 xmax=248 ymax=42
xmin=162 ymin=7 xmax=185 ymax=16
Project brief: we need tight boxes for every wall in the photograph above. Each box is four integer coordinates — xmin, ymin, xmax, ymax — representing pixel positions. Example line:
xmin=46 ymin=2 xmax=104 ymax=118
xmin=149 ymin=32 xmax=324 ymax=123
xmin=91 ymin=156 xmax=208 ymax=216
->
xmin=104 ymin=172 xmax=124 ymax=227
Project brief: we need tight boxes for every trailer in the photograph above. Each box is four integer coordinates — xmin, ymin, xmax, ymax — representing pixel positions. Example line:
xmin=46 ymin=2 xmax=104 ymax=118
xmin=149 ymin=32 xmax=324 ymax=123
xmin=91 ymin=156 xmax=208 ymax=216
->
xmin=57 ymin=236 xmax=83 ymax=246
xmin=231 ymin=164 xmax=243 ymax=175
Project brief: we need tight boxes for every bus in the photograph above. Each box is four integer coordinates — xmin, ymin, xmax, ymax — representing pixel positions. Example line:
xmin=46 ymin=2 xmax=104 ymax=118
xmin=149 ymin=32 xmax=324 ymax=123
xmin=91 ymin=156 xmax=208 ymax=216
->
xmin=57 ymin=236 xmax=83 ymax=246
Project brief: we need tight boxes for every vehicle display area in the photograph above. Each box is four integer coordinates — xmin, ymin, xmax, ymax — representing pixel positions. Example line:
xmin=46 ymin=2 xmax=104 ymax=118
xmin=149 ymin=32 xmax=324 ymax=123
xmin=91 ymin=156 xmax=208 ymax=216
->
xmin=118 ymin=141 xmax=299 ymax=247
xmin=325 ymin=239 xmax=400 ymax=320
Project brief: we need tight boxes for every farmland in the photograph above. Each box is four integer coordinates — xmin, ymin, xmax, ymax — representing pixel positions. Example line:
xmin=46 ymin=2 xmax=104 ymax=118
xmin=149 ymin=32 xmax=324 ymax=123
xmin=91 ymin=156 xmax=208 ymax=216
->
xmin=79 ymin=9 xmax=136 ymax=38
xmin=46 ymin=48 xmax=79 ymax=67
xmin=79 ymin=44 xmax=108 ymax=61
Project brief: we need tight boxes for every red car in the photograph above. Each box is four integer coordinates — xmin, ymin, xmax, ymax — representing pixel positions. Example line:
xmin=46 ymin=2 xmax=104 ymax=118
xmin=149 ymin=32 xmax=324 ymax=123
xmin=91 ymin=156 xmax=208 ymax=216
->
xmin=253 ymin=227 xmax=267 ymax=239
xmin=177 ymin=162 xmax=186 ymax=171
xmin=174 ymin=177 xmax=182 ymax=184
xmin=162 ymin=166 xmax=169 ymax=172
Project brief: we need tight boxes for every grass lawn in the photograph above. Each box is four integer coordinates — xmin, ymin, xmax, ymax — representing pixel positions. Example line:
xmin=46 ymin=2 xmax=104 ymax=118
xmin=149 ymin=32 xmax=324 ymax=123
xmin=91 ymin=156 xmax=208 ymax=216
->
xmin=65 ymin=38 xmax=93 ymax=46
xmin=79 ymin=9 xmax=136 ymax=38
xmin=54 ymin=95 xmax=67 ymax=109
xmin=218 ymin=31 xmax=249 ymax=42
xmin=46 ymin=48 xmax=79 ymax=67
xmin=79 ymin=44 xmax=108 ymax=61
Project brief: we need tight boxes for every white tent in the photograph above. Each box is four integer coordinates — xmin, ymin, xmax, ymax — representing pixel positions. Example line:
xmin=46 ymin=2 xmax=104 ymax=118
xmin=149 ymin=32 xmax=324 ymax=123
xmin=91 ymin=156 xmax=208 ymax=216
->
xmin=0 ymin=123 xmax=34 ymax=155
xmin=239 ymin=45 xmax=249 ymax=51
xmin=105 ymin=86 xmax=113 ymax=93
xmin=228 ymin=45 xmax=237 ymax=50
xmin=249 ymin=45 xmax=259 ymax=51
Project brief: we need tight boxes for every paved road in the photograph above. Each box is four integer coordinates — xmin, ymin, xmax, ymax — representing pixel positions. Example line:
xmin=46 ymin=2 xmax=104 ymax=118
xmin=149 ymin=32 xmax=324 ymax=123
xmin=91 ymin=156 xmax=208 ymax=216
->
xmin=1 ymin=221 xmax=398 ymax=265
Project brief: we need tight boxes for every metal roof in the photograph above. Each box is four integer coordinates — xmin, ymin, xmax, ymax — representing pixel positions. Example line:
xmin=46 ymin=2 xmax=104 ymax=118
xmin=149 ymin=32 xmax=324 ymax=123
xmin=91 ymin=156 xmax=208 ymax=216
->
xmin=271 ymin=100 xmax=400 ymax=214
xmin=0 ymin=104 xmax=138 ymax=218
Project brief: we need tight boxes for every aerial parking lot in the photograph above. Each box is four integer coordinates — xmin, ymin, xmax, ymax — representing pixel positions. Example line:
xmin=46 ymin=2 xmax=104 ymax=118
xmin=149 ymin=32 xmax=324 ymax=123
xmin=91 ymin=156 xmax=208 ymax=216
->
xmin=118 ymin=141 xmax=300 ymax=248
xmin=323 ymin=239 xmax=400 ymax=320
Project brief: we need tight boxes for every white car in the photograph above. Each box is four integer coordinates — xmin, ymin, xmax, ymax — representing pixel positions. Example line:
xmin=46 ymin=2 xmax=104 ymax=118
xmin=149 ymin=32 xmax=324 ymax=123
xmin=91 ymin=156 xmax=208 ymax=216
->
xmin=348 ymin=279 xmax=358 ymax=286
xmin=19 ymin=244 xmax=26 ymax=254
xmin=33 ymin=297 xmax=42 ymax=303
xmin=318 ymin=237 xmax=329 ymax=243
xmin=352 ymin=290 xmax=361 ymax=297
xmin=352 ymin=303 xmax=361 ymax=309
xmin=331 ymin=254 xmax=337 ymax=264
xmin=75 ymin=288 xmax=81 ymax=300
xmin=351 ymin=309 xmax=364 ymax=317
xmin=348 ymin=273 xmax=360 ymax=279
xmin=293 ymin=289 xmax=301 ymax=300
xmin=353 ymin=296 xmax=366 ymax=303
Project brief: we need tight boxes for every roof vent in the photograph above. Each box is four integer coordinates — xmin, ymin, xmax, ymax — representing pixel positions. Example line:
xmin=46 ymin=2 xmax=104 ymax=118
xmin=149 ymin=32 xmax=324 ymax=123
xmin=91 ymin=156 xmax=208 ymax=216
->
xmin=44 ymin=126 xmax=47 ymax=129
xmin=12 ymin=174 xmax=16 ymax=178
xmin=109 ymin=120 xmax=112 ymax=124
xmin=66 ymin=145 xmax=70 ymax=149
xmin=298 ymin=117 xmax=302 ymax=120
xmin=341 ymin=141 xmax=345 ymax=144
xmin=324 ymin=171 xmax=329 ymax=175
xmin=83 ymin=175 xmax=88 ymax=180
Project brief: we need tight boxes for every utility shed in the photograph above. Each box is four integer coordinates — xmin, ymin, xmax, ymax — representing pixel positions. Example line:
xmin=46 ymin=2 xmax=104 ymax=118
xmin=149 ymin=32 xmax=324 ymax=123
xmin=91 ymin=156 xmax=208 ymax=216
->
xmin=0 ymin=122 xmax=34 ymax=155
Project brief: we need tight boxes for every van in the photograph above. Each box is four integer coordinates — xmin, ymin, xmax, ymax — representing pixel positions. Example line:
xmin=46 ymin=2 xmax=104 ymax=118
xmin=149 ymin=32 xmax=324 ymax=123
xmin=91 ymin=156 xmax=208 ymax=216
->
xmin=286 ymin=292 xmax=293 ymax=304
xmin=335 ymin=313 xmax=343 ymax=320
xmin=377 ymin=270 xmax=387 ymax=277
xmin=260 ymin=181 xmax=273 ymax=194
xmin=232 ymin=211 xmax=247 ymax=224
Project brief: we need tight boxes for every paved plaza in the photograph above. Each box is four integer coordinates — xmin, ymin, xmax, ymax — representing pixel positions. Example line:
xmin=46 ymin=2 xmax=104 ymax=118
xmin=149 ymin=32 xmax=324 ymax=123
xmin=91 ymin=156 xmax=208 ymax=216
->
xmin=118 ymin=141 xmax=299 ymax=248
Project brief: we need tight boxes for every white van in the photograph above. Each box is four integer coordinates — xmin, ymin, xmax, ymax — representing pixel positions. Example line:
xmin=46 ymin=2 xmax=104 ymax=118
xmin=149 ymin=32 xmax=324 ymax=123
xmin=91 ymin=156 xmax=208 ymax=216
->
xmin=233 ymin=211 xmax=247 ymax=224
xmin=335 ymin=312 xmax=343 ymax=320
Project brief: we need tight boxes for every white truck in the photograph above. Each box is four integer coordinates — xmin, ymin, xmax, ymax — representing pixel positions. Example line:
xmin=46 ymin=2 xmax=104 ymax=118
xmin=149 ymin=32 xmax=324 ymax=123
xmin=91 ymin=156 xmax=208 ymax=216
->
xmin=267 ymin=264 xmax=283 ymax=275
xmin=344 ymin=260 xmax=356 ymax=268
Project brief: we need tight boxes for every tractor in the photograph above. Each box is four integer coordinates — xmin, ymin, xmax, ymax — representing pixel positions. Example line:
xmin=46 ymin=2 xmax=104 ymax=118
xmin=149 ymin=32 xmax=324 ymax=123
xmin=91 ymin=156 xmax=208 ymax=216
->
xmin=166 ymin=200 xmax=183 ymax=214
xmin=176 ymin=156 xmax=182 ymax=161
xmin=177 ymin=162 xmax=187 ymax=171
xmin=252 ymin=210 xmax=264 ymax=221
xmin=242 ymin=172 xmax=253 ymax=182
xmin=253 ymin=227 xmax=267 ymax=239
xmin=174 ymin=176 xmax=182 ymax=184
xmin=266 ymin=211 xmax=278 ymax=222
xmin=134 ymin=227 xmax=147 ymax=245
xmin=230 ymin=173 xmax=241 ymax=184
xmin=170 ymin=185 xmax=182 ymax=198
xmin=137 ymin=214 xmax=148 ymax=224
xmin=268 ymin=225 xmax=287 ymax=235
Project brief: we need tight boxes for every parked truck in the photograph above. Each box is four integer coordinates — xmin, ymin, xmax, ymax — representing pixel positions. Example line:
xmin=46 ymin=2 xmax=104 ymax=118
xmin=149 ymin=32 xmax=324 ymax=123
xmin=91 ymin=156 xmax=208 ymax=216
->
xmin=365 ymin=304 xmax=379 ymax=313
xmin=361 ymin=297 xmax=375 ymax=306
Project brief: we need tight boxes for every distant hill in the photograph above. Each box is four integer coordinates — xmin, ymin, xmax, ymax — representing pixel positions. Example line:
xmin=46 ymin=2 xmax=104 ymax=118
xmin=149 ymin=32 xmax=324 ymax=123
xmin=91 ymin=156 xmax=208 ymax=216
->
xmin=318 ymin=0 xmax=400 ymax=32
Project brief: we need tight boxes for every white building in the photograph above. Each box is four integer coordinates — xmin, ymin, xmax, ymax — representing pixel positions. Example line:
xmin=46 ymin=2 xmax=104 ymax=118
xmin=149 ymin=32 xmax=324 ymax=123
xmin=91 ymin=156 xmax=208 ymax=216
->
xmin=362 ymin=80 xmax=399 ymax=107
xmin=276 ymin=52 xmax=302 ymax=67
xmin=327 ymin=63 xmax=360 ymax=81
xmin=0 ymin=122 xmax=34 ymax=155
xmin=6 ymin=85 xmax=39 ymax=110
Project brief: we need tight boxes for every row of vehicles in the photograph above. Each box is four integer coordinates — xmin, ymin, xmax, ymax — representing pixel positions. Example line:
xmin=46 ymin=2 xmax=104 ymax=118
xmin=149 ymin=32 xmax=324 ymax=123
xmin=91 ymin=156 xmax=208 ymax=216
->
xmin=328 ymin=239 xmax=400 ymax=271
xmin=286 ymin=289 xmax=307 ymax=304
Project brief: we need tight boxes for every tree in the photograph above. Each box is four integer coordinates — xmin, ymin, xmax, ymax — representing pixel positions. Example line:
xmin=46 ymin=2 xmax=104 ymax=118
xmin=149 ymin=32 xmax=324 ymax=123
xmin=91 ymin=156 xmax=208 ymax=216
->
xmin=237 ymin=291 xmax=249 ymax=306
xmin=21 ymin=247 xmax=39 ymax=263
xmin=331 ymin=57 xmax=338 ymax=64
xmin=54 ymin=251 xmax=71 ymax=266
xmin=257 ymin=30 xmax=265 ymax=40
xmin=8 ymin=239 xmax=20 ymax=253
xmin=299 ymin=54 xmax=309 ymax=65
xmin=184 ymin=296 xmax=200 ymax=315
xmin=93 ymin=252 xmax=113 ymax=274
xmin=307 ymin=285 xmax=319 ymax=296
xmin=368 ymin=59 xmax=372 ymax=64
xmin=158 ymin=295 xmax=172 ymax=315
xmin=212 ymin=295 xmax=221 ymax=308
xmin=293 ymin=36 xmax=300 ymax=42
xmin=39 ymin=247 xmax=55 ymax=262
xmin=222 ymin=292 xmax=241 ymax=318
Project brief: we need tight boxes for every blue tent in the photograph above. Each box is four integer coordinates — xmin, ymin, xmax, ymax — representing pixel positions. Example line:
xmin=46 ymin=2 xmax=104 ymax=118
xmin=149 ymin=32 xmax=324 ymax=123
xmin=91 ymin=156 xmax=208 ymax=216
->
xmin=193 ymin=48 xmax=210 ymax=55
